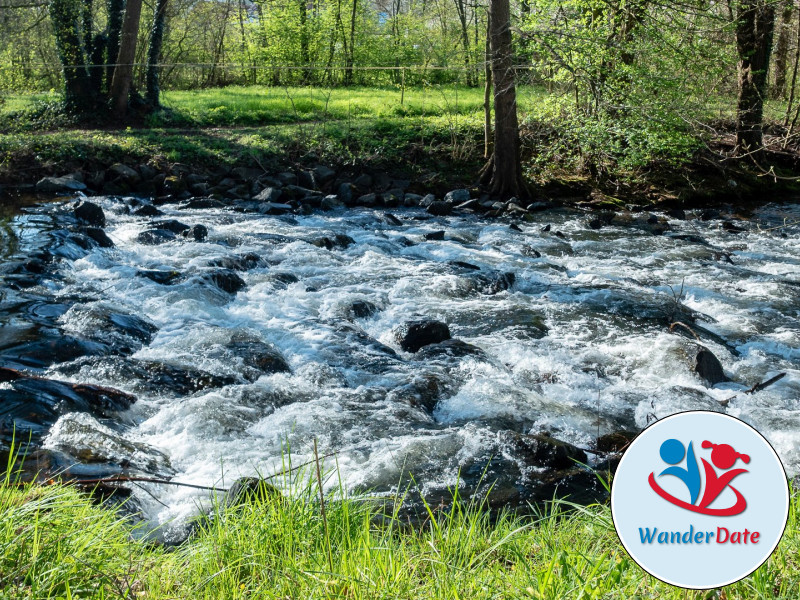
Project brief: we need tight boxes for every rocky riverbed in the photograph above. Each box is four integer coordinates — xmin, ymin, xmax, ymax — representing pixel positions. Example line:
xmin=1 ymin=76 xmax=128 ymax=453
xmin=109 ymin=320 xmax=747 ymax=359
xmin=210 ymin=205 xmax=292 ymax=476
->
xmin=1 ymin=186 xmax=798 ymax=541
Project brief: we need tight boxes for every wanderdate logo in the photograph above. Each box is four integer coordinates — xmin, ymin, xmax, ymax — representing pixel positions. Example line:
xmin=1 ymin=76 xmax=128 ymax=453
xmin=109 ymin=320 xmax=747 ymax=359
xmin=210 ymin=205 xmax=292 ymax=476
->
xmin=611 ymin=411 xmax=789 ymax=589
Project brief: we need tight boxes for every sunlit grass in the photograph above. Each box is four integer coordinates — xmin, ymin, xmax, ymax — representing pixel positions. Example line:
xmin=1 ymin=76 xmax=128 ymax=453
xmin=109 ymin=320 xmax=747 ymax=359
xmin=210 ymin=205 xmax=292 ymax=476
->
xmin=0 ymin=469 xmax=797 ymax=599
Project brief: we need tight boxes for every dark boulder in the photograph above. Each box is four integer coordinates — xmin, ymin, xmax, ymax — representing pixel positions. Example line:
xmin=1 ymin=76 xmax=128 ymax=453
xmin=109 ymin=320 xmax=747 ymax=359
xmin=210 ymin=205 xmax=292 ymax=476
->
xmin=137 ymin=229 xmax=177 ymax=245
xmin=183 ymin=224 xmax=208 ymax=242
xmin=36 ymin=176 xmax=87 ymax=194
xmin=226 ymin=477 xmax=284 ymax=508
xmin=346 ymin=300 xmax=379 ymax=319
xmin=416 ymin=339 xmax=488 ymax=361
xmin=0 ymin=368 xmax=136 ymax=445
xmin=152 ymin=219 xmax=191 ymax=234
xmin=0 ymin=334 xmax=113 ymax=369
xmin=133 ymin=204 xmax=164 ymax=217
xmin=208 ymin=253 xmax=265 ymax=271
xmin=310 ymin=234 xmax=355 ymax=250
xmin=596 ymin=430 xmax=637 ymax=453
xmin=136 ymin=269 xmax=182 ymax=285
xmin=81 ymin=227 xmax=114 ymax=248
xmin=473 ymin=271 xmax=515 ymax=295
xmin=692 ymin=345 xmax=729 ymax=385
xmin=74 ymin=201 xmax=106 ymax=227
xmin=427 ymin=201 xmax=452 ymax=216
xmin=395 ymin=320 xmax=451 ymax=353
xmin=205 ymin=269 xmax=246 ymax=294
xmin=425 ymin=230 xmax=445 ymax=241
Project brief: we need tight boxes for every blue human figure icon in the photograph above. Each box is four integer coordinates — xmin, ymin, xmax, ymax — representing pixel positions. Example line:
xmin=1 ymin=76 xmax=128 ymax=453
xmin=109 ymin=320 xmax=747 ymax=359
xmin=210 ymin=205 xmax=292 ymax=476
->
xmin=658 ymin=438 xmax=701 ymax=505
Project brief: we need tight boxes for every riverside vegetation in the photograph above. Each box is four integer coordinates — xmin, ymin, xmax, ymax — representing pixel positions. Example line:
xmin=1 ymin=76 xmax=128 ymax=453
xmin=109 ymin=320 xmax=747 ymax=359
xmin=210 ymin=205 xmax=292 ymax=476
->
xmin=1 ymin=462 xmax=798 ymax=600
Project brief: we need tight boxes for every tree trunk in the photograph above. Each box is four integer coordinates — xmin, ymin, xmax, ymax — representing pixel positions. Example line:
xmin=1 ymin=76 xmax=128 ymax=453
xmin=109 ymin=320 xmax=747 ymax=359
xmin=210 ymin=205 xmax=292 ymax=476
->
xmin=145 ymin=0 xmax=168 ymax=107
xmin=105 ymin=0 xmax=125 ymax=93
xmin=480 ymin=0 xmax=526 ymax=197
xmin=454 ymin=0 xmax=474 ymax=86
xmin=345 ymin=0 xmax=357 ymax=85
xmin=50 ymin=0 xmax=94 ymax=111
xmin=109 ymin=0 xmax=143 ymax=118
xmin=484 ymin=12 xmax=492 ymax=158
xmin=299 ymin=0 xmax=310 ymax=83
xmin=736 ymin=0 xmax=776 ymax=154
xmin=773 ymin=1 xmax=795 ymax=99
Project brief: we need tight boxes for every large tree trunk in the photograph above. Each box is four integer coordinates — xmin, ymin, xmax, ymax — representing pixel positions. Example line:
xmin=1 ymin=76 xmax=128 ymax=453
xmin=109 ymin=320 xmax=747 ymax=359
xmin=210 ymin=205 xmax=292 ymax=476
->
xmin=109 ymin=0 xmax=143 ymax=118
xmin=50 ymin=0 xmax=94 ymax=111
xmin=145 ymin=0 xmax=168 ymax=107
xmin=299 ymin=0 xmax=310 ymax=83
xmin=480 ymin=0 xmax=527 ymax=198
xmin=454 ymin=0 xmax=474 ymax=86
xmin=106 ymin=0 xmax=125 ymax=93
xmin=773 ymin=1 xmax=795 ymax=99
xmin=736 ymin=0 xmax=776 ymax=154
xmin=345 ymin=0 xmax=358 ymax=85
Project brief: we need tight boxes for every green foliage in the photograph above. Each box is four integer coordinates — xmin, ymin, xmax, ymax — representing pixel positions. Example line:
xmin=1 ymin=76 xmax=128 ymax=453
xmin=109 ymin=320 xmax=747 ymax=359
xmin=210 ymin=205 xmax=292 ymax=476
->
xmin=0 ymin=475 xmax=798 ymax=599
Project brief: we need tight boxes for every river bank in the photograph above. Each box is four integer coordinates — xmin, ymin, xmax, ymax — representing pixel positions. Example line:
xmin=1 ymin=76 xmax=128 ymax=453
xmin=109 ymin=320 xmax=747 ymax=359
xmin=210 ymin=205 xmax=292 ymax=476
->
xmin=1 ymin=476 xmax=797 ymax=599
xmin=3 ymin=118 xmax=800 ymax=213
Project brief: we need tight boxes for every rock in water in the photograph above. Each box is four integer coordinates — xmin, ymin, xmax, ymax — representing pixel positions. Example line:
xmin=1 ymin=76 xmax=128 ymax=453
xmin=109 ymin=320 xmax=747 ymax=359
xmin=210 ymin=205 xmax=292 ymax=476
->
xmin=74 ymin=201 xmax=106 ymax=227
xmin=137 ymin=229 xmax=177 ymax=245
xmin=694 ymin=345 xmax=729 ymax=385
xmin=395 ymin=320 xmax=451 ymax=353
xmin=205 ymin=269 xmax=246 ymax=294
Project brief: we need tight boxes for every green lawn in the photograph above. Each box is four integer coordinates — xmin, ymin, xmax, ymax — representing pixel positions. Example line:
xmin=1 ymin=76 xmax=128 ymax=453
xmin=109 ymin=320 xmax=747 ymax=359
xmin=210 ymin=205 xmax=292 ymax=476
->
xmin=0 ymin=85 xmax=553 ymax=127
xmin=1 ymin=474 xmax=797 ymax=599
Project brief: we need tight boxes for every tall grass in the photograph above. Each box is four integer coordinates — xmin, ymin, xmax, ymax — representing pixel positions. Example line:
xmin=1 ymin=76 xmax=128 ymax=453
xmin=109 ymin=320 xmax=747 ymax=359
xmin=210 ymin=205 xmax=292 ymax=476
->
xmin=0 ymin=457 xmax=797 ymax=599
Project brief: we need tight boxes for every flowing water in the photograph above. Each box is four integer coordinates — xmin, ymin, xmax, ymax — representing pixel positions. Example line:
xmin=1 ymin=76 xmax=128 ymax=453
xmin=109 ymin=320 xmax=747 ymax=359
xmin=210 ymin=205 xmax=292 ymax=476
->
xmin=2 ymin=195 xmax=799 ymax=540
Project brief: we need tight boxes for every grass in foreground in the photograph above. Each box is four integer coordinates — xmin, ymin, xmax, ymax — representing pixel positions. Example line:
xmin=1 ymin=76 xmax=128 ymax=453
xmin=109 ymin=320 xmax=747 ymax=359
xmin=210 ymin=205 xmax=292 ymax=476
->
xmin=0 ymin=475 xmax=797 ymax=600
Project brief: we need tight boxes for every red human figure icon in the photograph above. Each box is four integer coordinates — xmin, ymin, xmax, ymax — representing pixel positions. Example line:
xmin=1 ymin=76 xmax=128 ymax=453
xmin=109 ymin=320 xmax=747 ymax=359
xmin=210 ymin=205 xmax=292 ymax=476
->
xmin=698 ymin=441 xmax=750 ymax=510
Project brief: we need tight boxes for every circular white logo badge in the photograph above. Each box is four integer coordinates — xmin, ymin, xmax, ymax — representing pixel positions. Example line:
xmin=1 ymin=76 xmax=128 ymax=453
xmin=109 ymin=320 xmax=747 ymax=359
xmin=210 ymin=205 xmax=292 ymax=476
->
xmin=611 ymin=411 xmax=789 ymax=589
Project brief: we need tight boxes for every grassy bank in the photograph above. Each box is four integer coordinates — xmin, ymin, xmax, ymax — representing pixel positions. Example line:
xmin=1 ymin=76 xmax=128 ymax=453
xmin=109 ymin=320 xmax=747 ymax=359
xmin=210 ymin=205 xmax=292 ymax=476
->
xmin=1 ymin=477 xmax=797 ymax=599
xmin=3 ymin=85 xmax=800 ymax=204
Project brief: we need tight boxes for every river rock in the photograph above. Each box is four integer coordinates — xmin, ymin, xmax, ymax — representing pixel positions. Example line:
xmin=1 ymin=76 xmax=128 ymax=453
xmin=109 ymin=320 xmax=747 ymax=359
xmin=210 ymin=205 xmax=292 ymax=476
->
xmin=692 ymin=344 xmax=729 ymax=385
xmin=35 ymin=176 xmax=86 ymax=194
xmin=137 ymin=229 xmax=177 ymax=245
xmin=427 ymin=201 xmax=452 ymax=216
xmin=208 ymin=252 xmax=265 ymax=271
xmin=254 ymin=187 xmax=283 ymax=203
xmin=73 ymin=201 xmax=106 ymax=227
xmin=137 ymin=269 xmax=182 ymax=285
xmin=81 ymin=227 xmax=114 ymax=248
xmin=217 ymin=332 xmax=291 ymax=378
xmin=204 ymin=269 xmax=246 ymax=294
xmin=0 ymin=334 xmax=114 ymax=369
xmin=133 ymin=204 xmax=164 ymax=217
xmin=310 ymin=234 xmax=355 ymax=250
xmin=395 ymin=320 xmax=451 ymax=353
xmin=345 ymin=299 xmax=379 ymax=319
xmin=473 ymin=271 xmax=515 ymax=295
xmin=444 ymin=189 xmax=470 ymax=204
xmin=415 ymin=339 xmax=488 ymax=361
xmin=108 ymin=163 xmax=141 ymax=184
xmin=425 ymin=230 xmax=445 ymax=241
xmin=45 ymin=412 xmax=172 ymax=475
xmin=313 ymin=165 xmax=336 ymax=185
xmin=152 ymin=219 xmax=190 ymax=234
xmin=0 ymin=368 xmax=136 ymax=444
xmin=184 ymin=224 xmax=208 ymax=241
xmin=226 ymin=477 xmax=283 ymax=507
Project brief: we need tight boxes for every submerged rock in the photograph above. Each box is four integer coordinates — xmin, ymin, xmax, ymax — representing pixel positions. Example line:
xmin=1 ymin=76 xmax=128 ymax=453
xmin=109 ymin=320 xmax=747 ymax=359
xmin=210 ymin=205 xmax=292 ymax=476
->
xmin=395 ymin=320 xmax=451 ymax=353
xmin=0 ymin=367 xmax=135 ymax=445
xmin=73 ymin=201 xmax=106 ymax=227
xmin=691 ymin=344 xmax=729 ymax=385
xmin=204 ymin=269 xmax=246 ymax=294
xmin=137 ymin=229 xmax=177 ymax=245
